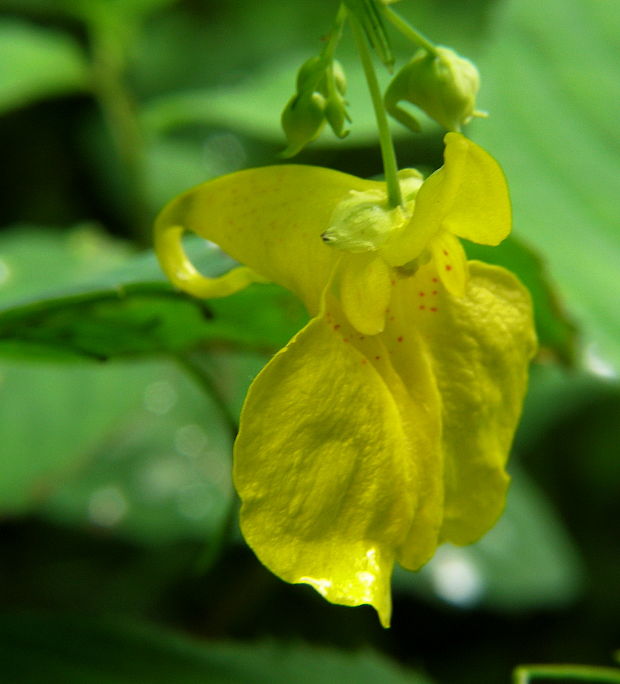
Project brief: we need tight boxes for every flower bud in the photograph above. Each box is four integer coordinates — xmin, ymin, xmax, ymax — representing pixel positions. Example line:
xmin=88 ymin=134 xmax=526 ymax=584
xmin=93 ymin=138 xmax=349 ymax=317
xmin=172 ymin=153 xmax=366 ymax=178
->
xmin=281 ymin=91 xmax=326 ymax=158
xmin=296 ymin=56 xmax=325 ymax=92
xmin=385 ymin=46 xmax=482 ymax=132
xmin=332 ymin=60 xmax=347 ymax=95
xmin=324 ymin=61 xmax=350 ymax=139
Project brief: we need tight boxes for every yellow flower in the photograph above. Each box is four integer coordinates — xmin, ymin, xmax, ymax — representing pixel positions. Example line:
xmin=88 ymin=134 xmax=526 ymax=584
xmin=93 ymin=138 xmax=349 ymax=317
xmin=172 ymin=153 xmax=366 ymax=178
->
xmin=155 ymin=132 xmax=537 ymax=627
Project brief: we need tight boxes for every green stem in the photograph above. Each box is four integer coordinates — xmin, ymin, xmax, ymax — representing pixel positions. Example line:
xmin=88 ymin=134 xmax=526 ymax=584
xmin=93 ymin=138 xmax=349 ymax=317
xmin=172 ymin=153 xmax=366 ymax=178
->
xmin=175 ymin=352 xmax=240 ymax=574
xmin=90 ymin=23 xmax=150 ymax=245
xmin=322 ymin=3 xmax=347 ymax=61
xmin=514 ymin=666 xmax=620 ymax=684
xmin=381 ymin=5 xmax=439 ymax=56
xmin=349 ymin=12 xmax=402 ymax=207
xmin=175 ymin=353 xmax=239 ymax=436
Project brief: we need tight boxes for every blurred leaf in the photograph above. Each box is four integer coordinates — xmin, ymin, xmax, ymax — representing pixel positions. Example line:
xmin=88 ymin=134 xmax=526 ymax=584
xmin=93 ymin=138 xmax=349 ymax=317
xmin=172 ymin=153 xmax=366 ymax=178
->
xmin=516 ymin=363 xmax=618 ymax=455
xmin=0 ymin=354 xmax=235 ymax=548
xmin=0 ymin=226 xmax=129 ymax=306
xmin=466 ymin=236 xmax=578 ymax=365
xmin=0 ymin=225 xmax=277 ymax=542
xmin=393 ymin=467 xmax=583 ymax=611
xmin=0 ymin=19 xmax=89 ymax=114
xmin=140 ymin=58 xmax=440 ymax=147
xmin=38 ymin=357 xmax=234 ymax=546
xmin=0 ymin=0 xmax=176 ymax=23
xmin=0 ymin=614 xmax=434 ymax=684
xmin=472 ymin=0 xmax=620 ymax=374
xmin=0 ymin=227 xmax=307 ymax=361
xmin=0 ymin=359 xmax=157 ymax=513
xmin=70 ymin=0 xmax=177 ymax=22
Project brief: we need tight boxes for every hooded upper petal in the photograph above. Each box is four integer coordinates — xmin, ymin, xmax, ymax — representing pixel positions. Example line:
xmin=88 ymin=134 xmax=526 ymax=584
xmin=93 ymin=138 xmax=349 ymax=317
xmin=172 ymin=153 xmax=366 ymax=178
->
xmin=155 ymin=165 xmax=385 ymax=315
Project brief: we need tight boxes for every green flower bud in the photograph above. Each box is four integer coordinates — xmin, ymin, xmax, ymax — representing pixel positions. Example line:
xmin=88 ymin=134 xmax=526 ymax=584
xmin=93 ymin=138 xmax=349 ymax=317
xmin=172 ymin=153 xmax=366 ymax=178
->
xmin=385 ymin=46 xmax=482 ymax=132
xmin=281 ymin=53 xmax=354 ymax=155
xmin=281 ymin=91 xmax=326 ymax=158
xmin=324 ymin=96 xmax=349 ymax=139
xmin=332 ymin=60 xmax=347 ymax=95
xmin=296 ymin=56 xmax=326 ymax=92
xmin=324 ymin=61 xmax=350 ymax=139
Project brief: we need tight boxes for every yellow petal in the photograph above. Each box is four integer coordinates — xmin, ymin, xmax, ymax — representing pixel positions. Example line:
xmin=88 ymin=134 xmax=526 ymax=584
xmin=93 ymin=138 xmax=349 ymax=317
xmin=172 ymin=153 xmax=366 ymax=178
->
xmin=430 ymin=231 xmax=468 ymax=297
xmin=338 ymin=253 xmax=392 ymax=334
xmin=154 ymin=224 xmax=262 ymax=298
xmin=403 ymin=260 xmax=537 ymax=545
xmin=234 ymin=313 xmax=425 ymax=627
xmin=441 ymin=132 xmax=511 ymax=246
xmin=155 ymin=165 xmax=384 ymax=314
xmin=371 ymin=301 xmax=444 ymax=571
xmin=380 ymin=132 xmax=510 ymax=267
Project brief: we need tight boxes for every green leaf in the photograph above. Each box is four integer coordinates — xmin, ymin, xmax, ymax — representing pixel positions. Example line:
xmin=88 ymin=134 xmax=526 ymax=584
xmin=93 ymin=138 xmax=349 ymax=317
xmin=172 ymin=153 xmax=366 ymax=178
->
xmin=35 ymin=357 xmax=235 ymax=545
xmin=471 ymin=0 xmax=620 ymax=374
xmin=0 ymin=227 xmax=307 ymax=361
xmin=0 ymin=19 xmax=89 ymax=114
xmin=0 ymin=615 xmax=434 ymax=684
xmin=465 ymin=236 xmax=578 ymax=366
xmin=0 ymin=355 xmax=236 ymax=540
xmin=0 ymin=226 xmax=286 ymax=537
xmin=393 ymin=467 xmax=583 ymax=611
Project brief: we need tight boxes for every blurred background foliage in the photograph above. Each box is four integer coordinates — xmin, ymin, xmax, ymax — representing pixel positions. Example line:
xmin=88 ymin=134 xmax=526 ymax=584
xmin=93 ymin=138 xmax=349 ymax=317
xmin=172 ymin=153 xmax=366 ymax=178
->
xmin=0 ymin=0 xmax=618 ymax=682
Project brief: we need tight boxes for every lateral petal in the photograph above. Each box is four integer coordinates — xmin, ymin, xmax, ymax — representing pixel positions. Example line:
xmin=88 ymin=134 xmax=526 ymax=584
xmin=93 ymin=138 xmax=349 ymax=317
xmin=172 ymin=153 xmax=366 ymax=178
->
xmin=380 ymin=133 xmax=511 ymax=267
xmin=372 ymin=302 xmax=444 ymax=571
xmin=233 ymin=314 xmax=421 ymax=627
xmin=441 ymin=132 xmax=511 ymax=246
xmin=406 ymin=260 xmax=537 ymax=545
xmin=155 ymin=165 xmax=384 ymax=315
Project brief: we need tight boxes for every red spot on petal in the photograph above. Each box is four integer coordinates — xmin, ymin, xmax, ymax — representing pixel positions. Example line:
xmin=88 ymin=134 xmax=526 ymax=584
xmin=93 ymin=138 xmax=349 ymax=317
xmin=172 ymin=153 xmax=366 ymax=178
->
xmin=375 ymin=355 xmax=381 ymax=360
xmin=389 ymin=315 xmax=395 ymax=321
xmin=397 ymin=336 xmax=404 ymax=342
xmin=445 ymin=264 xmax=452 ymax=271
xmin=342 ymin=338 xmax=349 ymax=343
xmin=419 ymin=291 xmax=425 ymax=297
xmin=333 ymin=324 xmax=340 ymax=330
xmin=361 ymin=359 xmax=368 ymax=365
xmin=430 ymin=307 xmax=438 ymax=312
xmin=432 ymin=290 xmax=438 ymax=295
xmin=419 ymin=305 xmax=426 ymax=310
xmin=432 ymin=277 xmax=438 ymax=283
xmin=443 ymin=250 xmax=449 ymax=256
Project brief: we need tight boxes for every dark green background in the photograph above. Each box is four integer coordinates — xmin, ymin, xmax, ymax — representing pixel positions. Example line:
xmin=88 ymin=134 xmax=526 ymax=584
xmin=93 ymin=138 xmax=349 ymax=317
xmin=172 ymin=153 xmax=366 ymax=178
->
xmin=0 ymin=0 xmax=618 ymax=682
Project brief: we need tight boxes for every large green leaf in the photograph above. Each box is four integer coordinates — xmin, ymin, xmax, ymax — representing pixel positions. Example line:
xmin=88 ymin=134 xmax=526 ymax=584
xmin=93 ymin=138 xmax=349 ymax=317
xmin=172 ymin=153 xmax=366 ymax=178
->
xmin=0 ymin=19 xmax=89 ymax=114
xmin=0 ymin=355 xmax=236 ymax=531
xmin=472 ymin=0 xmax=620 ymax=374
xmin=0 ymin=227 xmax=307 ymax=361
xmin=0 ymin=228 xmax=238 ymax=532
xmin=1 ymin=359 xmax=227 ymax=535
xmin=0 ymin=614 xmax=433 ymax=684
